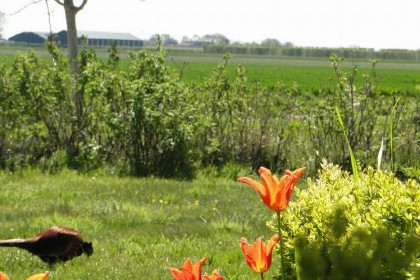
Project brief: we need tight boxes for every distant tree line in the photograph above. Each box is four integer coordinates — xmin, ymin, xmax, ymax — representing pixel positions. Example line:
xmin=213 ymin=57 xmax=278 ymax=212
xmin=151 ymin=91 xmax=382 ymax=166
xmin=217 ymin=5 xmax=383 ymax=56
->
xmin=204 ymin=45 xmax=420 ymax=61
xmin=146 ymin=33 xmax=231 ymax=47
xmin=144 ymin=33 xmax=420 ymax=61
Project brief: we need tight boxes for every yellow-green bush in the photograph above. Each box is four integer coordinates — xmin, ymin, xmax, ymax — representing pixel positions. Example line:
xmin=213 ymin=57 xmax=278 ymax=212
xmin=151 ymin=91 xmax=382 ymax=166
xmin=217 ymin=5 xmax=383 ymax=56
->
xmin=270 ymin=160 xmax=420 ymax=279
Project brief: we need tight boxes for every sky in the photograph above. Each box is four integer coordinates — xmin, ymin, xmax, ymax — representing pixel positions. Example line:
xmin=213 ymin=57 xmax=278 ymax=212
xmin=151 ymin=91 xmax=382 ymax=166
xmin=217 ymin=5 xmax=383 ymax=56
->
xmin=1 ymin=0 xmax=420 ymax=50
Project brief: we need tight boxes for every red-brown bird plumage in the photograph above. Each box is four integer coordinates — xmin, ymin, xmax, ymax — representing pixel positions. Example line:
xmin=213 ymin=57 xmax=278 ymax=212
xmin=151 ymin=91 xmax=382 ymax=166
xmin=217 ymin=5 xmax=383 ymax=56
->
xmin=0 ymin=226 xmax=93 ymax=264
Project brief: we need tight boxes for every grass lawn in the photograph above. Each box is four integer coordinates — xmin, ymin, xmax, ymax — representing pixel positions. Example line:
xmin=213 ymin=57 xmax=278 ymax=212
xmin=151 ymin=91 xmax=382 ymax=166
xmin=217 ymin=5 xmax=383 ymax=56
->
xmin=0 ymin=169 xmax=280 ymax=280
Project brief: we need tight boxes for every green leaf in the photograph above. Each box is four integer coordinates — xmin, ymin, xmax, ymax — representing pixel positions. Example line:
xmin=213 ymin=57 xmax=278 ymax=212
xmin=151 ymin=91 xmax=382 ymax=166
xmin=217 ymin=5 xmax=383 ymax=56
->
xmin=377 ymin=138 xmax=384 ymax=171
xmin=335 ymin=106 xmax=359 ymax=183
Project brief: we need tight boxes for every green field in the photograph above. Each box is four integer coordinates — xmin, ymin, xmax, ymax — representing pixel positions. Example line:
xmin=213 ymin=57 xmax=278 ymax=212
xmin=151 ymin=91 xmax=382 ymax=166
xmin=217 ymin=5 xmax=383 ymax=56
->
xmin=166 ymin=53 xmax=420 ymax=94
xmin=0 ymin=169 xmax=277 ymax=280
xmin=2 ymin=46 xmax=420 ymax=94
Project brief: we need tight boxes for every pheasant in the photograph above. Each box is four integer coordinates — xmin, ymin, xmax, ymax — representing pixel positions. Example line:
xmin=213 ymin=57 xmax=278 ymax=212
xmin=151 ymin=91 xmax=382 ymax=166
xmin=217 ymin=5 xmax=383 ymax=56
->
xmin=0 ymin=226 xmax=93 ymax=264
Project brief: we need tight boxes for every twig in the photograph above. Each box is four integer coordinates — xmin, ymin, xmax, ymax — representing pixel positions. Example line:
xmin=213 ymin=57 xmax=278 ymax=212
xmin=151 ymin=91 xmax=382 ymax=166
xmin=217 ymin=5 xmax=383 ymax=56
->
xmin=4 ymin=0 xmax=43 ymax=16
xmin=45 ymin=0 xmax=53 ymax=36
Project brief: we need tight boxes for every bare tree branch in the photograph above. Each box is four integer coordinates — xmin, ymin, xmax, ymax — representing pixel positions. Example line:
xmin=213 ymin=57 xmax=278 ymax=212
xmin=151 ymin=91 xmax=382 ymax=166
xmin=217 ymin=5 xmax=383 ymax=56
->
xmin=5 ymin=0 xmax=43 ymax=16
xmin=45 ymin=0 xmax=53 ymax=35
xmin=74 ymin=0 xmax=88 ymax=12
xmin=53 ymin=0 xmax=64 ymax=6
xmin=54 ymin=0 xmax=87 ymax=12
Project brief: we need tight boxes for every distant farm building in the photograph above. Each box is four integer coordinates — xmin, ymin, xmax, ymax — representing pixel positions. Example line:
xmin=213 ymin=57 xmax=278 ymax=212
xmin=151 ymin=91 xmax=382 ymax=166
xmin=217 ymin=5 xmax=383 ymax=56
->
xmin=8 ymin=30 xmax=143 ymax=48
xmin=8 ymin=32 xmax=50 ymax=44
xmin=57 ymin=30 xmax=143 ymax=48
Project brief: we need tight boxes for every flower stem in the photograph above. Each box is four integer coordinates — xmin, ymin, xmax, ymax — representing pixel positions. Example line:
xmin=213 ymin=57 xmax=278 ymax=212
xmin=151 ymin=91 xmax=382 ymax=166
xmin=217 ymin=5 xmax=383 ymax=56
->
xmin=260 ymin=273 xmax=264 ymax=280
xmin=277 ymin=211 xmax=286 ymax=280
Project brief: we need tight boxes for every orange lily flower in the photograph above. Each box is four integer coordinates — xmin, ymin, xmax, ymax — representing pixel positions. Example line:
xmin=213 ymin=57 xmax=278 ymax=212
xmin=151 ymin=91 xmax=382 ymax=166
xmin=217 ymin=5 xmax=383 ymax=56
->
xmin=237 ymin=166 xmax=305 ymax=212
xmin=0 ymin=272 xmax=10 ymax=280
xmin=0 ymin=271 xmax=49 ymax=280
xmin=202 ymin=270 xmax=224 ymax=280
xmin=169 ymin=257 xmax=207 ymax=280
xmin=240 ymin=234 xmax=280 ymax=274
xmin=26 ymin=271 xmax=49 ymax=280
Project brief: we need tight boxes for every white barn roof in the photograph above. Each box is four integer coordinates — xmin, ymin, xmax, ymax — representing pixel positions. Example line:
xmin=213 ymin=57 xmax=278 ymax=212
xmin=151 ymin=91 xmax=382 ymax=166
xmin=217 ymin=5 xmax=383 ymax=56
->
xmin=76 ymin=31 xmax=140 ymax=41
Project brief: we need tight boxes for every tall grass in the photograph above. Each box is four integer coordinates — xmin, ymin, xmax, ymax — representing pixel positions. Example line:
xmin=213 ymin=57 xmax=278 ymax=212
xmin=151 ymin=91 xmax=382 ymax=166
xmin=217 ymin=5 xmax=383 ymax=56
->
xmin=335 ymin=107 xmax=359 ymax=183
xmin=390 ymin=97 xmax=401 ymax=172
xmin=377 ymin=138 xmax=384 ymax=170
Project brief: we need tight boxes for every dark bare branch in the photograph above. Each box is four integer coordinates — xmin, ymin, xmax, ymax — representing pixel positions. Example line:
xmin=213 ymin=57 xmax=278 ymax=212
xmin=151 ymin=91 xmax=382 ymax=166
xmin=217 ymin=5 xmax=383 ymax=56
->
xmin=53 ymin=0 xmax=64 ymax=6
xmin=54 ymin=0 xmax=87 ymax=12
xmin=74 ymin=0 xmax=88 ymax=12
xmin=45 ymin=0 xmax=53 ymax=36
xmin=5 ymin=0 xmax=43 ymax=16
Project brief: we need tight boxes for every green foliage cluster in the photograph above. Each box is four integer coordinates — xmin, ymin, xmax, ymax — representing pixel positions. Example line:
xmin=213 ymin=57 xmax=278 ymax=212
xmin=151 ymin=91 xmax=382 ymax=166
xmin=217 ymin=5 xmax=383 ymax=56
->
xmin=270 ymin=160 xmax=420 ymax=279
xmin=0 ymin=44 xmax=418 ymax=177
xmin=0 ymin=43 xmax=197 ymax=177
xmin=191 ymin=54 xmax=304 ymax=170
xmin=305 ymin=55 xmax=420 ymax=174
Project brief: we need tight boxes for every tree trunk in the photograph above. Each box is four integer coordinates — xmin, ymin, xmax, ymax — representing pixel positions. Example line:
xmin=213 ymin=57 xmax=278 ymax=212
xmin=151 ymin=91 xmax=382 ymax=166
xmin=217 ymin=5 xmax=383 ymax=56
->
xmin=54 ymin=0 xmax=88 ymax=161
xmin=54 ymin=0 xmax=87 ymax=73
xmin=64 ymin=4 xmax=79 ymax=73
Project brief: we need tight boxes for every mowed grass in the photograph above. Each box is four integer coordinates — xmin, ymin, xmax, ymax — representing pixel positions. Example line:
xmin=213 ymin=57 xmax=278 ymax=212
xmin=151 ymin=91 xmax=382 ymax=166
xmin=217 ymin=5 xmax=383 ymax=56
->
xmin=0 ymin=169 xmax=277 ymax=280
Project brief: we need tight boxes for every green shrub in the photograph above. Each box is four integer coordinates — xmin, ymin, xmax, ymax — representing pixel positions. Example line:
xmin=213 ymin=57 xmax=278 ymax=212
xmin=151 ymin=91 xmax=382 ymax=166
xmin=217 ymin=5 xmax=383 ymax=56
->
xmin=195 ymin=162 xmax=250 ymax=181
xmin=39 ymin=148 xmax=68 ymax=174
xmin=269 ymin=160 xmax=420 ymax=279
xmin=126 ymin=50 xmax=196 ymax=178
xmin=0 ymin=45 xmax=418 ymax=177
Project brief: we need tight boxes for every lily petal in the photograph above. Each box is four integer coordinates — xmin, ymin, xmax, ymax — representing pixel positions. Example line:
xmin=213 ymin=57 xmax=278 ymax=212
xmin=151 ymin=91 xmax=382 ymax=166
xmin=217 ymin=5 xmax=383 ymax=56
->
xmin=170 ymin=268 xmax=190 ymax=280
xmin=259 ymin=172 xmax=279 ymax=208
xmin=266 ymin=234 xmax=280 ymax=269
xmin=254 ymin=237 xmax=268 ymax=272
xmin=239 ymin=166 xmax=305 ymax=212
xmin=193 ymin=257 xmax=207 ymax=280
xmin=285 ymin=167 xmax=306 ymax=183
xmin=25 ymin=271 xmax=49 ymax=280
xmin=170 ymin=257 xmax=207 ymax=280
xmin=183 ymin=258 xmax=193 ymax=272
xmin=202 ymin=269 xmax=224 ymax=280
xmin=259 ymin=167 xmax=280 ymax=186
xmin=237 ymin=177 xmax=270 ymax=205
xmin=240 ymin=236 xmax=279 ymax=274
xmin=0 ymin=272 xmax=10 ymax=280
